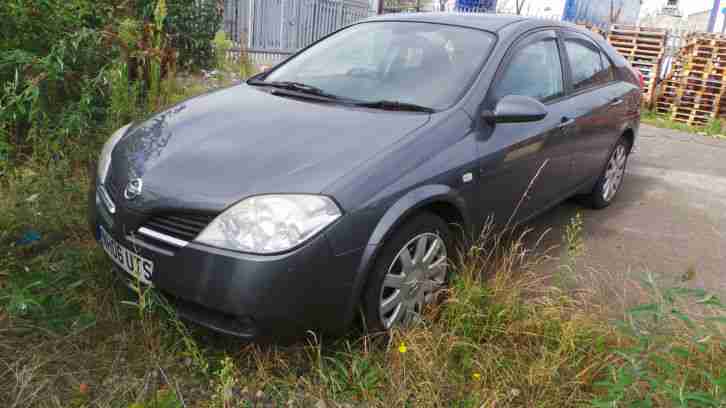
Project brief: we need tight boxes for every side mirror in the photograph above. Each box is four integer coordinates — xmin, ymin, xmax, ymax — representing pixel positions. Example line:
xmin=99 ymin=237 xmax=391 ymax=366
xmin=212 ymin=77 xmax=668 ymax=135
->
xmin=483 ymin=95 xmax=548 ymax=124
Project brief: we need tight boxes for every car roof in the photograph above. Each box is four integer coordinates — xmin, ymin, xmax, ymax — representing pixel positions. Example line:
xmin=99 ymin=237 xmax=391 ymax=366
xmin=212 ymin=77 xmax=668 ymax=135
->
xmin=364 ymin=12 xmax=542 ymax=33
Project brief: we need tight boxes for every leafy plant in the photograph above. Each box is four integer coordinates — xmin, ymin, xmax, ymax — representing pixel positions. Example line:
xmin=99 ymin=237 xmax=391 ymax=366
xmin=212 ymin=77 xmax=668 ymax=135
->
xmin=1 ymin=26 xmax=111 ymax=160
xmin=128 ymin=389 xmax=183 ymax=408
xmin=558 ymin=211 xmax=585 ymax=287
xmin=147 ymin=0 xmax=168 ymax=110
xmin=213 ymin=31 xmax=234 ymax=70
xmin=314 ymin=345 xmax=384 ymax=401
xmin=704 ymin=117 xmax=725 ymax=137
xmin=0 ymin=248 xmax=96 ymax=333
xmin=593 ymin=272 xmax=726 ymax=407
xmin=156 ymin=294 xmax=210 ymax=375
xmin=107 ymin=62 xmax=143 ymax=129
xmin=210 ymin=356 xmax=239 ymax=408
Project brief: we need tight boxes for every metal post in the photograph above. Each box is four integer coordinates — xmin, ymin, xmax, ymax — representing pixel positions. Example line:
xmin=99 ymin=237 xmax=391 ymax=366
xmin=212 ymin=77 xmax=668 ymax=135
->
xmin=377 ymin=0 xmax=384 ymax=14
xmin=280 ymin=0 xmax=285 ymax=50
xmin=707 ymin=0 xmax=720 ymax=32
xmin=337 ymin=0 xmax=344 ymax=27
xmin=248 ymin=0 xmax=254 ymax=49
xmin=294 ymin=0 xmax=303 ymax=50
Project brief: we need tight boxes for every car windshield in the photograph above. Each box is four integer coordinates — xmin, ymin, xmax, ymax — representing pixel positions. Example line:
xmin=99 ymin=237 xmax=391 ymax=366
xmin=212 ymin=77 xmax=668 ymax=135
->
xmin=261 ymin=21 xmax=495 ymax=110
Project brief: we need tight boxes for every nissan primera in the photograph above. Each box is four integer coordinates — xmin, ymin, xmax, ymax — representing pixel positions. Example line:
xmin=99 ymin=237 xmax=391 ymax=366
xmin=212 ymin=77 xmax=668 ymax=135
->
xmin=90 ymin=13 xmax=641 ymax=339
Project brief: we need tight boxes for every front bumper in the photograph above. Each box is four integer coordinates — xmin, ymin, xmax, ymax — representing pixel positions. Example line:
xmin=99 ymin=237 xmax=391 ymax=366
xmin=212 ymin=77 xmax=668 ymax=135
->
xmin=88 ymin=182 xmax=363 ymax=340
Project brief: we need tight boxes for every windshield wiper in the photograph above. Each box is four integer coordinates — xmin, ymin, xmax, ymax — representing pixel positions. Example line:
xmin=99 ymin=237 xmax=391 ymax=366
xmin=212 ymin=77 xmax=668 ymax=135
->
xmin=248 ymin=80 xmax=435 ymax=112
xmin=353 ymin=100 xmax=435 ymax=113
xmin=247 ymin=79 xmax=342 ymax=100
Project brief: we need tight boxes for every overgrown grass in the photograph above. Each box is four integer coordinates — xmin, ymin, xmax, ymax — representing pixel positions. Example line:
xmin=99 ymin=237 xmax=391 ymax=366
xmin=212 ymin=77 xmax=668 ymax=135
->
xmin=2 ymin=73 xmax=726 ymax=407
xmin=3 ymin=173 xmax=726 ymax=407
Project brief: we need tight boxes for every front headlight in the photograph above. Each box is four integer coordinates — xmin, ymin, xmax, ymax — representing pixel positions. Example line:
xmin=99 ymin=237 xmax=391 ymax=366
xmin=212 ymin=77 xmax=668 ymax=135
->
xmin=97 ymin=124 xmax=131 ymax=184
xmin=195 ymin=194 xmax=342 ymax=254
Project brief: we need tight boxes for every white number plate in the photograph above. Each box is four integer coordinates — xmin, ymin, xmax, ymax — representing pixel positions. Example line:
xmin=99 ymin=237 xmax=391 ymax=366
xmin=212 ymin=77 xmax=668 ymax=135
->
xmin=100 ymin=226 xmax=154 ymax=285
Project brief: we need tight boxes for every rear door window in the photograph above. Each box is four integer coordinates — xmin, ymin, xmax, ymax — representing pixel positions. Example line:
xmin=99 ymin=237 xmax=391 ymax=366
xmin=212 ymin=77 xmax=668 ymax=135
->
xmin=564 ymin=38 xmax=612 ymax=91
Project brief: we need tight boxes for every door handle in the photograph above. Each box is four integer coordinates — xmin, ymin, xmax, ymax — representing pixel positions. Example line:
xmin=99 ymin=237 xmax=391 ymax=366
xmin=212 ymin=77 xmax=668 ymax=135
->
xmin=610 ymin=98 xmax=624 ymax=107
xmin=558 ymin=117 xmax=575 ymax=129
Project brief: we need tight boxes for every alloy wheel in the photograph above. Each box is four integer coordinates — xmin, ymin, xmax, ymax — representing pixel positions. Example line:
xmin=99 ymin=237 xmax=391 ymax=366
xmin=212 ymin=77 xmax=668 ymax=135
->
xmin=378 ymin=233 xmax=448 ymax=329
xmin=602 ymin=144 xmax=627 ymax=202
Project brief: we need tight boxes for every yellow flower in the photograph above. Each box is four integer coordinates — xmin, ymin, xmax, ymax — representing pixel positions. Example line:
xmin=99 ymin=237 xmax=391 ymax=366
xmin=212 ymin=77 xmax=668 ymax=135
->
xmin=398 ymin=342 xmax=407 ymax=354
xmin=472 ymin=372 xmax=481 ymax=381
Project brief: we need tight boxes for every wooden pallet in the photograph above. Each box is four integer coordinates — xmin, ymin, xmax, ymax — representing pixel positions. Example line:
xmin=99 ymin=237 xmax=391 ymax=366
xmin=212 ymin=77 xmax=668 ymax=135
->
xmin=685 ymin=32 xmax=726 ymax=41
xmin=607 ymin=25 xmax=666 ymax=109
xmin=677 ymin=70 xmax=724 ymax=82
xmin=613 ymin=50 xmax=664 ymax=61
xmin=685 ymin=48 xmax=726 ymax=58
xmin=686 ymin=49 xmax=726 ymax=60
xmin=684 ymin=38 xmax=726 ymax=47
xmin=659 ymin=93 xmax=721 ymax=106
xmin=654 ymin=34 xmax=726 ymax=127
xmin=610 ymin=25 xmax=667 ymax=40
xmin=672 ymin=61 xmax=726 ymax=73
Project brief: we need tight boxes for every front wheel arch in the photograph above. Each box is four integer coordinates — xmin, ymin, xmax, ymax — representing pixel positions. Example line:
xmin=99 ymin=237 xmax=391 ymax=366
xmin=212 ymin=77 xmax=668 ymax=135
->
xmin=340 ymin=185 xmax=470 ymax=329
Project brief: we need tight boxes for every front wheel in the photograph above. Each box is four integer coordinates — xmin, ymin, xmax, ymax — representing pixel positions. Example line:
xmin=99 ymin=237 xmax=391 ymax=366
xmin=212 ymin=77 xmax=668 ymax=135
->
xmin=585 ymin=137 xmax=631 ymax=209
xmin=362 ymin=212 xmax=452 ymax=332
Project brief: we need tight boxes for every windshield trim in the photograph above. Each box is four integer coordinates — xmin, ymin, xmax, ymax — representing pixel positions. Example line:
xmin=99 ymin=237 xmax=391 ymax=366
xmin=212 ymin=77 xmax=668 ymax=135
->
xmin=249 ymin=20 xmax=498 ymax=112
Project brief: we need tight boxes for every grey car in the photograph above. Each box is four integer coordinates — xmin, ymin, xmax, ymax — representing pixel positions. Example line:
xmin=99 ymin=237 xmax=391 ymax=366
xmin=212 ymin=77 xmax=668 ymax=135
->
xmin=89 ymin=13 xmax=641 ymax=340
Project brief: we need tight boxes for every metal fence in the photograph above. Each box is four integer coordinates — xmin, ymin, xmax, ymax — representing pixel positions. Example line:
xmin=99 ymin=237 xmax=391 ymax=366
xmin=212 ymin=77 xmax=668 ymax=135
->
xmin=223 ymin=0 xmax=370 ymax=66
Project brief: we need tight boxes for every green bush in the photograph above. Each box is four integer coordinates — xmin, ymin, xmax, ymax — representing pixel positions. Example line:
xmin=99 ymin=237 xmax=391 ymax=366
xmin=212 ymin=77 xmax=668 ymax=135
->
xmin=0 ymin=0 xmax=222 ymax=161
xmin=0 ymin=0 xmax=113 ymax=55
xmin=0 ymin=0 xmax=117 ymax=161
xmin=1 ymin=28 xmax=111 ymax=160
xmin=0 ymin=0 xmax=208 ymax=161
xmin=137 ymin=0 xmax=223 ymax=70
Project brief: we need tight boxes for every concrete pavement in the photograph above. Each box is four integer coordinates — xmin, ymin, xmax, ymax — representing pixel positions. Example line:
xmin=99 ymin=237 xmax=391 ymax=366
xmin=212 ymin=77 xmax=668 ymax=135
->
xmin=525 ymin=124 xmax=726 ymax=301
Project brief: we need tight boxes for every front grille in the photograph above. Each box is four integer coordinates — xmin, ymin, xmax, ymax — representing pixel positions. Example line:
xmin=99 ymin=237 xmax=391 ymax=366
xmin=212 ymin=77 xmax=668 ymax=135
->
xmin=142 ymin=213 xmax=216 ymax=242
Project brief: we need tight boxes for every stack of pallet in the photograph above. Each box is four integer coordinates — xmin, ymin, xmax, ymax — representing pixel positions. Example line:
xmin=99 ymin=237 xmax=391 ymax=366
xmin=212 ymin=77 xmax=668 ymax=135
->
xmin=655 ymin=32 xmax=726 ymax=127
xmin=607 ymin=25 xmax=667 ymax=108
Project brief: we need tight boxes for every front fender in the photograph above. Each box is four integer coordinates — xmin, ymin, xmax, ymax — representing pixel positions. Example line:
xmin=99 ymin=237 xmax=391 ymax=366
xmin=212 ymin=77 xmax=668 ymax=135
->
xmin=340 ymin=183 xmax=470 ymax=327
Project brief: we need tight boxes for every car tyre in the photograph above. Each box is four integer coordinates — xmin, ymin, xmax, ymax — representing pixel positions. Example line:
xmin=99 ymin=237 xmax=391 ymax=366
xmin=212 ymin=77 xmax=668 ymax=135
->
xmin=585 ymin=136 xmax=631 ymax=209
xmin=362 ymin=212 xmax=452 ymax=333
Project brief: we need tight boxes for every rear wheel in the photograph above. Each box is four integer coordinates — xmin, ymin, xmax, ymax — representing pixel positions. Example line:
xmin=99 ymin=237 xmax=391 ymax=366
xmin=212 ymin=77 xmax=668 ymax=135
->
xmin=585 ymin=137 xmax=631 ymax=209
xmin=362 ymin=212 xmax=452 ymax=332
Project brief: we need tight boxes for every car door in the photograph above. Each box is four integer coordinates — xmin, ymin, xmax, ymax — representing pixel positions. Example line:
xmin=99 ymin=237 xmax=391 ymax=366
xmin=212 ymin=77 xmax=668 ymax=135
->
xmin=560 ymin=31 xmax=623 ymax=185
xmin=474 ymin=29 xmax=576 ymax=228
